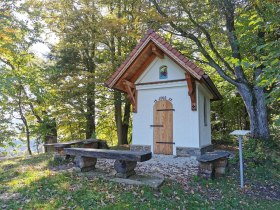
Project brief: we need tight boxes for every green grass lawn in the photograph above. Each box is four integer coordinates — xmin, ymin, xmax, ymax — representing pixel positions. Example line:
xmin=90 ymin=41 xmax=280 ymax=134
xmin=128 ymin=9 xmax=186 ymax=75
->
xmin=0 ymin=153 xmax=279 ymax=210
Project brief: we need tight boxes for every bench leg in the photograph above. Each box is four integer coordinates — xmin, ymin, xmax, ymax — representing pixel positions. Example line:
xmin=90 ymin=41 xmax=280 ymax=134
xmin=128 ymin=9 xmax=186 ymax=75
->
xmin=75 ymin=156 xmax=97 ymax=172
xmin=214 ymin=158 xmax=228 ymax=178
xmin=198 ymin=162 xmax=214 ymax=179
xmin=114 ymin=160 xmax=137 ymax=178
xmin=54 ymin=146 xmax=71 ymax=161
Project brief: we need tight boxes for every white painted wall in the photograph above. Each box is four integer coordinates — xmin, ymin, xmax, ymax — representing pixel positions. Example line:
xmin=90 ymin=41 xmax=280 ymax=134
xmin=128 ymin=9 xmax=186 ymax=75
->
xmin=197 ymin=85 xmax=212 ymax=147
xmin=132 ymin=55 xmax=213 ymax=154
xmin=136 ymin=55 xmax=185 ymax=83
xmin=132 ymin=81 xmax=200 ymax=154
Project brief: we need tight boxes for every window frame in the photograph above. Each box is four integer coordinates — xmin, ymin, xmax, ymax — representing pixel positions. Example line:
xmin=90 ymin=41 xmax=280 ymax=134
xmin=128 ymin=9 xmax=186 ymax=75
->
xmin=204 ymin=96 xmax=208 ymax=126
xmin=159 ymin=65 xmax=168 ymax=79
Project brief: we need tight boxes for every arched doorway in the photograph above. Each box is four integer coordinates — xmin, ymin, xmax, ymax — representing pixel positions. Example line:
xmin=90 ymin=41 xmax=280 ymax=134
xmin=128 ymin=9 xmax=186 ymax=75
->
xmin=153 ymin=100 xmax=173 ymax=155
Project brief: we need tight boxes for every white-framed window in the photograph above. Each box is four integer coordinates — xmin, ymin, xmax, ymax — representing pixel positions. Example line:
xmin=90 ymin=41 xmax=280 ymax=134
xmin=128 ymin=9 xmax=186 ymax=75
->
xmin=204 ymin=96 xmax=208 ymax=126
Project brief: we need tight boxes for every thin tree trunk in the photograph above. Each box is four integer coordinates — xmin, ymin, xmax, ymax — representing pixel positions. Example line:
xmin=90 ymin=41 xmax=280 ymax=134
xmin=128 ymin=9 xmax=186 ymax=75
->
xmin=121 ymin=99 xmax=131 ymax=145
xmin=84 ymin=46 xmax=96 ymax=139
xmin=44 ymin=118 xmax=58 ymax=152
xmin=23 ymin=88 xmax=58 ymax=151
xmin=86 ymin=95 xmax=95 ymax=138
xmin=18 ymin=88 xmax=32 ymax=155
xmin=114 ymin=91 xmax=123 ymax=145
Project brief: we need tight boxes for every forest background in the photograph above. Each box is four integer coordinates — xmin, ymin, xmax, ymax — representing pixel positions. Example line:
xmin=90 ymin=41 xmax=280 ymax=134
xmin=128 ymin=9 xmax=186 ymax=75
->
xmin=0 ymin=0 xmax=279 ymax=155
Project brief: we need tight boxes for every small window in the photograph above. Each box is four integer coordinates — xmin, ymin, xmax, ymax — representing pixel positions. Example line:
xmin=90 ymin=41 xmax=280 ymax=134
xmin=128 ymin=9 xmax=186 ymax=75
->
xmin=204 ymin=96 xmax=208 ymax=126
xmin=159 ymin=65 xmax=168 ymax=79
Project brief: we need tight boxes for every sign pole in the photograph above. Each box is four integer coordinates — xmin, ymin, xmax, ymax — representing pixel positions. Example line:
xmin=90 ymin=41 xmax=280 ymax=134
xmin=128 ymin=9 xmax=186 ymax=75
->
xmin=238 ymin=135 xmax=244 ymax=188
xmin=230 ymin=130 xmax=250 ymax=189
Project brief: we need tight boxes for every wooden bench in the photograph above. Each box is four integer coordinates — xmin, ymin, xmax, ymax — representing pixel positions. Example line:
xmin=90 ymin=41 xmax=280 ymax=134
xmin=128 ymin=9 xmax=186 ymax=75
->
xmin=64 ymin=148 xmax=152 ymax=178
xmin=44 ymin=139 xmax=103 ymax=159
xmin=197 ymin=151 xmax=230 ymax=179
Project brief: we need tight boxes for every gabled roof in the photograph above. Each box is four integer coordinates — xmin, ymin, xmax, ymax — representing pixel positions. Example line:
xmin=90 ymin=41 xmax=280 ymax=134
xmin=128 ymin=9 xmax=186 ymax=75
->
xmin=105 ymin=29 xmax=222 ymax=101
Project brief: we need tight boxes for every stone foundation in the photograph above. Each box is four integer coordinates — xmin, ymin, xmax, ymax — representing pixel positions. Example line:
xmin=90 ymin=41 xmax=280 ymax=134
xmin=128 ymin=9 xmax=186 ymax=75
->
xmin=176 ymin=144 xmax=213 ymax=157
xmin=130 ymin=144 xmax=213 ymax=156
xmin=130 ymin=145 xmax=151 ymax=152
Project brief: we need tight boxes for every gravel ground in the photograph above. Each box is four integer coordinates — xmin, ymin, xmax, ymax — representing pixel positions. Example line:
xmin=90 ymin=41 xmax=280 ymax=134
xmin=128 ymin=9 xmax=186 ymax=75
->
xmin=95 ymin=155 xmax=199 ymax=185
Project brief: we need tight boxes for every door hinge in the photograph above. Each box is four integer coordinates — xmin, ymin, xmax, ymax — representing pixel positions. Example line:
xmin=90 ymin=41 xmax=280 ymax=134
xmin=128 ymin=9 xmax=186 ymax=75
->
xmin=156 ymin=109 xmax=175 ymax=111
xmin=150 ymin=125 xmax=163 ymax=127
xmin=156 ymin=141 xmax=175 ymax=144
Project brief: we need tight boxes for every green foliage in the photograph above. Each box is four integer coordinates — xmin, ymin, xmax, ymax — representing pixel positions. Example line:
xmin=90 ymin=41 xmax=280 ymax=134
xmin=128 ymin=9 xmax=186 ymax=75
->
xmin=230 ymin=138 xmax=280 ymax=174
xmin=242 ymin=138 xmax=279 ymax=166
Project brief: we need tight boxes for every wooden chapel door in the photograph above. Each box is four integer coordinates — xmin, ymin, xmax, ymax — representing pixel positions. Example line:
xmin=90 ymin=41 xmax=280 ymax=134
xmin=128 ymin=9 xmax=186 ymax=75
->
xmin=153 ymin=100 xmax=173 ymax=155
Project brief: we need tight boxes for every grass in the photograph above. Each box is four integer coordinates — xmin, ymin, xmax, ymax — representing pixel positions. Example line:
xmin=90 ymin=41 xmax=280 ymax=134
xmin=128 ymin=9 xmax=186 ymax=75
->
xmin=0 ymin=153 xmax=279 ymax=209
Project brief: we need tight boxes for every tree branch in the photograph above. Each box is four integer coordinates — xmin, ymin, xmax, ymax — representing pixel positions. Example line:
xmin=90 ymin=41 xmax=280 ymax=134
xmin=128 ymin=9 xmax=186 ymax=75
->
xmin=221 ymin=0 xmax=248 ymax=83
xmin=21 ymin=86 xmax=43 ymax=123
xmin=151 ymin=0 xmax=239 ymax=86
xmin=179 ymin=1 xmax=235 ymax=75
xmin=0 ymin=57 xmax=15 ymax=70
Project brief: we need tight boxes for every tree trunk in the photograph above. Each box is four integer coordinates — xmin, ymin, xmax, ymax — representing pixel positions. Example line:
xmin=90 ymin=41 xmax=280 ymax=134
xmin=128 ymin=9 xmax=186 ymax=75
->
xmin=237 ymin=83 xmax=269 ymax=139
xmin=18 ymin=88 xmax=32 ymax=155
xmin=86 ymin=95 xmax=95 ymax=139
xmin=121 ymin=99 xmax=131 ymax=145
xmin=114 ymin=91 xmax=123 ymax=145
xmin=84 ymin=47 xmax=96 ymax=139
xmin=44 ymin=118 xmax=58 ymax=152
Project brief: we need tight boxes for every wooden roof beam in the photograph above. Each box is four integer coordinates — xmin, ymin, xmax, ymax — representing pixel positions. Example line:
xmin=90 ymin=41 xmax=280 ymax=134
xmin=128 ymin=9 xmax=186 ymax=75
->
xmin=130 ymin=53 xmax=157 ymax=83
xmin=123 ymin=80 xmax=135 ymax=89
xmin=151 ymin=43 xmax=164 ymax=59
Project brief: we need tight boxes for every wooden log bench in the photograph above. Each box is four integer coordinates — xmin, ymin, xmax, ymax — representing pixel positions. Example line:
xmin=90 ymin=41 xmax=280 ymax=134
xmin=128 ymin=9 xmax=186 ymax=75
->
xmin=44 ymin=139 xmax=101 ymax=159
xmin=64 ymin=148 xmax=152 ymax=178
xmin=197 ymin=151 xmax=231 ymax=179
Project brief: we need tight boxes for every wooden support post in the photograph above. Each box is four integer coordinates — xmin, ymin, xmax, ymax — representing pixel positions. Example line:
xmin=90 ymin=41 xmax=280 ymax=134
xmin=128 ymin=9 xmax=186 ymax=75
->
xmin=186 ymin=72 xmax=197 ymax=111
xmin=123 ymin=80 xmax=137 ymax=113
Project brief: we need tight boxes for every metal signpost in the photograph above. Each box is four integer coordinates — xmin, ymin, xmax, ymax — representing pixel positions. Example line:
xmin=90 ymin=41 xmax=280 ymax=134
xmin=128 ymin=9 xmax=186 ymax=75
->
xmin=230 ymin=130 xmax=250 ymax=188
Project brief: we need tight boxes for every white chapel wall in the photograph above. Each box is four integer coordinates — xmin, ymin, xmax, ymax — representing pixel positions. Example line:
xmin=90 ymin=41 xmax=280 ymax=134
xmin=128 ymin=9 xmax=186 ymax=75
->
xmin=136 ymin=55 xmax=185 ymax=84
xmin=132 ymin=82 xmax=200 ymax=154
xmin=197 ymin=84 xmax=212 ymax=147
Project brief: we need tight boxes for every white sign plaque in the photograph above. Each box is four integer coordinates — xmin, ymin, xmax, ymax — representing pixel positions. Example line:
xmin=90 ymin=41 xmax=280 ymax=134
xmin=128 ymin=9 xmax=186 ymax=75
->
xmin=230 ymin=130 xmax=250 ymax=136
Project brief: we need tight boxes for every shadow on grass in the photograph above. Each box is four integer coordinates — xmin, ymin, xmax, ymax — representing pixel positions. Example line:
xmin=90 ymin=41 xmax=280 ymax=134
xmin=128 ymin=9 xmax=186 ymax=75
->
xmin=2 ymin=171 xmax=132 ymax=209
xmin=0 ymin=153 xmax=53 ymax=171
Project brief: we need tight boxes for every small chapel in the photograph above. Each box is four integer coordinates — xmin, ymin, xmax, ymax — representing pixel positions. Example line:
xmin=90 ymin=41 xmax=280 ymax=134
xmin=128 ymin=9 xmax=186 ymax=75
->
xmin=106 ymin=29 xmax=222 ymax=156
